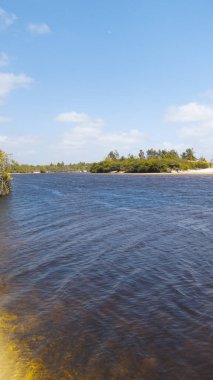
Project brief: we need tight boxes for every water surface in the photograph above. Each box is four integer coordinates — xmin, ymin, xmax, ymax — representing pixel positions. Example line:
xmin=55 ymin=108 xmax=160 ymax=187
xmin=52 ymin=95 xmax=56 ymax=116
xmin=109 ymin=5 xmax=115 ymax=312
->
xmin=0 ymin=174 xmax=213 ymax=379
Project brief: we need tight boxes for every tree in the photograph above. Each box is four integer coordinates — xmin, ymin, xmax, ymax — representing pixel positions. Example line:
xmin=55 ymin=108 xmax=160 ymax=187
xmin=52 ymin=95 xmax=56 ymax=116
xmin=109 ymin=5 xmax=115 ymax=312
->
xmin=146 ymin=149 xmax=159 ymax=159
xmin=167 ymin=149 xmax=180 ymax=159
xmin=198 ymin=156 xmax=206 ymax=162
xmin=138 ymin=149 xmax=145 ymax=159
xmin=107 ymin=150 xmax=119 ymax=160
xmin=0 ymin=150 xmax=9 ymax=171
xmin=158 ymin=149 xmax=179 ymax=159
xmin=181 ymin=148 xmax=196 ymax=161
xmin=57 ymin=161 xmax=65 ymax=167
xmin=0 ymin=149 xmax=12 ymax=196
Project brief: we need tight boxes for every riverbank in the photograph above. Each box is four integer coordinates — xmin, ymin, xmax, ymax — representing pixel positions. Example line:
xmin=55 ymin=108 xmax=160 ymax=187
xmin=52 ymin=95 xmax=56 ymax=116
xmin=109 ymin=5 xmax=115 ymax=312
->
xmin=0 ymin=173 xmax=12 ymax=196
xmin=175 ymin=168 xmax=213 ymax=175
xmin=10 ymin=168 xmax=213 ymax=176
xmin=111 ymin=168 xmax=213 ymax=175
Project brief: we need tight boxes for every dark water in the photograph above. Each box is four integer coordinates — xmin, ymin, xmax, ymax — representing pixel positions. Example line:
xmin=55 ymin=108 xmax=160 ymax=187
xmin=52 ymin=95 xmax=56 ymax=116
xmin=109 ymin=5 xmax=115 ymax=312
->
xmin=0 ymin=174 xmax=213 ymax=379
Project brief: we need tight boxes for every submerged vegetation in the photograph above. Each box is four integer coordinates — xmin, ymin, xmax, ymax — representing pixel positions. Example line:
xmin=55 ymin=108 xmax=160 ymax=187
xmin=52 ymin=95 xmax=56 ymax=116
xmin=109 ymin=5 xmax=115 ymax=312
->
xmin=0 ymin=150 xmax=12 ymax=196
xmin=90 ymin=148 xmax=210 ymax=173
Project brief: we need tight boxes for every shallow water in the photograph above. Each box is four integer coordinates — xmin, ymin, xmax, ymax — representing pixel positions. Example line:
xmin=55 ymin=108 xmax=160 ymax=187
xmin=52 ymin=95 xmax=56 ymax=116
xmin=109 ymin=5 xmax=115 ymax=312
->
xmin=0 ymin=173 xmax=212 ymax=379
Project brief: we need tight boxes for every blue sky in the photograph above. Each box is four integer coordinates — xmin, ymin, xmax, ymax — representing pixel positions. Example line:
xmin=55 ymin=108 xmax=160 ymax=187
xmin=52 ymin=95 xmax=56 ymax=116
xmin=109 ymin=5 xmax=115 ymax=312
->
xmin=1 ymin=0 xmax=213 ymax=163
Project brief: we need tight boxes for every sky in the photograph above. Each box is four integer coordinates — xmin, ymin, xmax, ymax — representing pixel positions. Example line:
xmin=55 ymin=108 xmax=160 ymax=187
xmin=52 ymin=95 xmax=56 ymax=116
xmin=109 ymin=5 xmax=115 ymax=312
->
xmin=1 ymin=0 xmax=213 ymax=163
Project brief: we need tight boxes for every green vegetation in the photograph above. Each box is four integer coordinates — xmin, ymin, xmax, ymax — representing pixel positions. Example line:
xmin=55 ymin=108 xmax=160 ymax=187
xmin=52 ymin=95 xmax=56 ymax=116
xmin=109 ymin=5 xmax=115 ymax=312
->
xmin=1 ymin=147 xmax=210 ymax=190
xmin=0 ymin=150 xmax=12 ymax=196
xmin=90 ymin=148 xmax=210 ymax=173
xmin=8 ymin=161 xmax=91 ymax=174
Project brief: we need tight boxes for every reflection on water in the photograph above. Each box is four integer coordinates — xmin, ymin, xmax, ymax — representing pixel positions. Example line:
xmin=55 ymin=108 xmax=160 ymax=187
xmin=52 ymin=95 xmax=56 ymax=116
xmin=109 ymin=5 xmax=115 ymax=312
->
xmin=0 ymin=174 xmax=213 ymax=379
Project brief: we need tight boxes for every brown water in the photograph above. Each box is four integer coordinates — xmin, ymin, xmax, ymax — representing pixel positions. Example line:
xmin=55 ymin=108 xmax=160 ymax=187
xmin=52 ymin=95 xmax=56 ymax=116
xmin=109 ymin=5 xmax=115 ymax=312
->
xmin=0 ymin=174 xmax=212 ymax=379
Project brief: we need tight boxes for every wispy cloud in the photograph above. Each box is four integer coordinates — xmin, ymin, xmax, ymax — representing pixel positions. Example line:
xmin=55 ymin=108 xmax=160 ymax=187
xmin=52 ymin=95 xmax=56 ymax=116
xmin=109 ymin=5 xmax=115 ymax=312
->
xmin=56 ymin=111 xmax=145 ymax=159
xmin=161 ymin=141 xmax=186 ymax=152
xmin=0 ymin=52 xmax=10 ymax=67
xmin=0 ymin=134 xmax=37 ymax=151
xmin=178 ymin=121 xmax=213 ymax=138
xmin=0 ymin=115 xmax=10 ymax=124
xmin=0 ymin=8 xmax=17 ymax=29
xmin=165 ymin=102 xmax=213 ymax=123
xmin=200 ymin=89 xmax=213 ymax=99
xmin=165 ymin=100 xmax=213 ymax=147
xmin=27 ymin=23 xmax=51 ymax=35
xmin=0 ymin=72 xmax=33 ymax=99
xmin=56 ymin=112 xmax=91 ymax=124
xmin=0 ymin=134 xmax=41 ymax=161
xmin=0 ymin=135 xmax=7 ymax=143
xmin=9 ymin=136 xmax=37 ymax=146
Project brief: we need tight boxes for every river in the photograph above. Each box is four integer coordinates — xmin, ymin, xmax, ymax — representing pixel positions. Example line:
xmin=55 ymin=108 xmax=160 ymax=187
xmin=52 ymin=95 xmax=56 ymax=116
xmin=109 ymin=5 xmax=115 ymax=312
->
xmin=0 ymin=173 xmax=212 ymax=379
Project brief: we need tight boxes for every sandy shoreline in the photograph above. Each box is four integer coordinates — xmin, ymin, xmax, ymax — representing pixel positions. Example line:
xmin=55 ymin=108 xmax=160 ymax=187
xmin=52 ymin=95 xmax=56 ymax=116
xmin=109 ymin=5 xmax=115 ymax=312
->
xmin=114 ymin=168 xmax=213 ymax=176
xmin=175 ymin=168 xmax=213 ymax=175
xmin=11 ymin=168 xmax=213 ymax=176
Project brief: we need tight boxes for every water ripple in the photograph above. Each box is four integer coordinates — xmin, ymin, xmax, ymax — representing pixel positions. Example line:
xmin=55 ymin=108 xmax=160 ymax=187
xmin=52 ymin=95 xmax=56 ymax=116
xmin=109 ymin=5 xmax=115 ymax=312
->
xmin=0 ymin=174 xmax=213 ymax=379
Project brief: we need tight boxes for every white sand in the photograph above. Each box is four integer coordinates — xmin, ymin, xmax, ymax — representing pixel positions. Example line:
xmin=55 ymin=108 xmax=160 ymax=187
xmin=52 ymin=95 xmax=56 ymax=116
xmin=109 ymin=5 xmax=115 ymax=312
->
xmin=174 ymin=168 xmax=213 ymax=175
xmin=114 ymin=168 xmax=213 ymax=175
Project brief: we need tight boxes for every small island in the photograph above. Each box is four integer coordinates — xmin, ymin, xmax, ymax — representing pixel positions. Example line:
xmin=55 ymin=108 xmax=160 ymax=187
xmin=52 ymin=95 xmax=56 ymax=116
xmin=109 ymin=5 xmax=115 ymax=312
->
xmin=90 ymin=148 xmax=209 ymax=173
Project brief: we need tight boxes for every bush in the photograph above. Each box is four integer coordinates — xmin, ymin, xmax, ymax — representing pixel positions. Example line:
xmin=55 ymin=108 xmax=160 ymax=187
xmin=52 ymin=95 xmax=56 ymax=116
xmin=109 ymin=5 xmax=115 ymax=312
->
xmin=90 ymin=157 xmax=210 ymax=174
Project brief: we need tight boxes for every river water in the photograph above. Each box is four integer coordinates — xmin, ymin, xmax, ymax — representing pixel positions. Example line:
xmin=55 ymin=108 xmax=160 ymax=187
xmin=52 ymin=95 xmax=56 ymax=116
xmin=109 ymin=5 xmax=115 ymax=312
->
xmin=0 ymin=173 xmax=212 ymax=379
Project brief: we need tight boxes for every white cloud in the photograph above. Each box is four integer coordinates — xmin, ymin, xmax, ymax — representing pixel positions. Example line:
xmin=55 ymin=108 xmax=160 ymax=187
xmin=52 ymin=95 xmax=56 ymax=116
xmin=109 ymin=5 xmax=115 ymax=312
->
xmin=164 ymin=99 xmax=213 ymax=158
xmin=98 ymin=129 xmax=142 ymax=148
xmin=160 ymin=141 xmax=186 ymax=152
xmin=179 ymin=120 xmax=213 ymax=138
xmin=0 ymin=135 xmax=8 ymax=143
xmin=55 ymin=111 xmax=145 ymax=159
xmin=0 ymin=134 xmax=38 ymax=163
xmin=200 ymin=89 xmax=213 ymax=99
xmin=14 ymin=136 xmax=37 ymax=145
xmin=0 ymin=72 xmax=33 ymax=99
xmin=0 ymin=52 xmax=9 ymax=67
xmin=0 ymin=135 xmax=37 ymax=150
xmin=0 ymin=8 xmax=17 ymax=29
xmin=0 ymin=115 xmax=10 ymax=124
xmin=27 ymin=23 xmax=51 ymax=35
xmin=165 ymin=102 xmax=213 ymax=122
xmin=56 ymin=112 xmax=91 ymax=124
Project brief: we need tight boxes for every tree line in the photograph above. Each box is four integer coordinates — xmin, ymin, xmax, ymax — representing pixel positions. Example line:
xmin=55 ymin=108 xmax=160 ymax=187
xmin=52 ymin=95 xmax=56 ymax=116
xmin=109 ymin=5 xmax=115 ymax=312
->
xmin=0 ymin=146 xmax=210 ymax=196
xmin=106 ymin=148 xmax=204 ymax=161
xmin=7 ymin=160 xmax=90 ymax=174
xmin=90 ymin=148 xmax=209 ymax=173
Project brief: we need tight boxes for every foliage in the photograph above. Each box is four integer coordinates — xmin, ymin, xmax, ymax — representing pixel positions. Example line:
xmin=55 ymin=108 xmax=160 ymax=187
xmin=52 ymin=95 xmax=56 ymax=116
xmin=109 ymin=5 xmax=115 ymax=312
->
xmin=145 ymin=149 xmax=180 ymax=159
xmin=106 ymin=150 xmax=120 ymax=160
xmin=146 ymin=149 xmax=159 ymax=159
xmin=90 ymin=148 xmax=209 ymax=174
xmin=2 ymin=147 xmax=210 ymax=178
xmin=181 ymin=148 xmax=196 ymax=161
xmin=0 ymin=150 xmax=12 ymax=196
xmin=8 ymin=161 xmax=91 ymax=174
xmin=138 ymin=149 xmax=145 ymax=159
